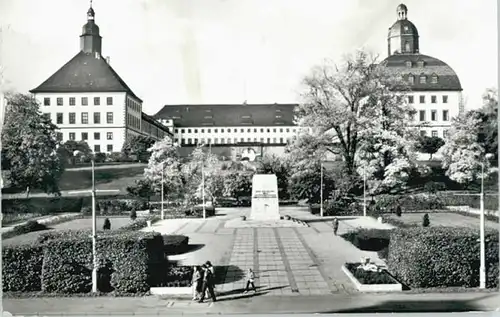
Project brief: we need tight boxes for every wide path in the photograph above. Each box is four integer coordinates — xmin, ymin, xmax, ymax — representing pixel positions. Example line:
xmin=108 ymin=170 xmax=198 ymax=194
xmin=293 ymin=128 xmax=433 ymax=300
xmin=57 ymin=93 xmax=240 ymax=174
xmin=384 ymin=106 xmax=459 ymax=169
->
xmin=5 ymin=292 xmax=500 ymax=314
xmin=143 ymin=206 xmax=393 ymax=297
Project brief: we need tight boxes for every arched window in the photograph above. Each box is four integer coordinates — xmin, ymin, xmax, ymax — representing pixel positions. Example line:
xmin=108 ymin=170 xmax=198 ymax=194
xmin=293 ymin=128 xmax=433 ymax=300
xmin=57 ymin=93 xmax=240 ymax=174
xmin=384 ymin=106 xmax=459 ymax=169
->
xmin=408 ymin=74 xmax=415 ymax=84
xmin=404 ymin=41 xmax=410 ymax=52
xmin=431 ymin=74 xmax=438 ymax=84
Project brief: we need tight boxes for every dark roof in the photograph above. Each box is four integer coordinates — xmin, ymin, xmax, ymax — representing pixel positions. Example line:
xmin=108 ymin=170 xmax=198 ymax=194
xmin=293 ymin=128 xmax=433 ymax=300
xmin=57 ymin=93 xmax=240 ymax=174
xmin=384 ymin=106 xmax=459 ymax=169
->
xmin=154 ymin=104 xmax=298 ymax=127
xmin=381 ymin=54 xmax=462 ymax=91
xmin=30 ymin=51 xmax=142 ymax=102
xmin=142 ymin=112 xmax=172 ymax=135
xmin=388 ymin=19 xmax=419 ymax=37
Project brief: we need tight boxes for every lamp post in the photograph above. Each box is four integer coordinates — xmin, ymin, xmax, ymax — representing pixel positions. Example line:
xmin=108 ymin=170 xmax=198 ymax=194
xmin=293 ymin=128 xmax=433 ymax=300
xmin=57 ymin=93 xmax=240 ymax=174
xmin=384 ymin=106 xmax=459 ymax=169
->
xmin=320 ymin=161 xmax=324 ymax=217
xmin=363 ymin=170 xmax=367 ymax=217
xmin=69 ymin=151 xmax=119 ymax=293
xmin=202 ymin=164 xmax=206 ymax=219
xmin=453 ymin=153 xmax=495 ymax=289
xmin=160 ymin=161 xmax=165 ymax=220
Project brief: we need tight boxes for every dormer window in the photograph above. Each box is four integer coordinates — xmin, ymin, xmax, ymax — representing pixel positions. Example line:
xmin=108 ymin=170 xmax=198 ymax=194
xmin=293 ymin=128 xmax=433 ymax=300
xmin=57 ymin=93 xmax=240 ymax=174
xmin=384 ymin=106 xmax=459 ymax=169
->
xmin=417 ymin=61 xmax=425 ymax=68
xmin=408 ymin=74 xmax=415 ymax=84
xmin=406 ymin=61 xmax=412 ymax=68
xmin=419 ymin=74 xmax=427 ymax=84
xmin=431 ymin=74 xmax=438 ymax=84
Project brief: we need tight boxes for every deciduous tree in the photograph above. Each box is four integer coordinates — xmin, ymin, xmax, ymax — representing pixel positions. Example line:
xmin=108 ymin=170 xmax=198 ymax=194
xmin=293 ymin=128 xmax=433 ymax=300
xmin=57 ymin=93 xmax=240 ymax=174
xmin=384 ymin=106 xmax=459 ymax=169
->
xmin=416 ymin=136 xmax=445 ymax=159
xmin=122 ymin=135 xmax=156 ymax=162
xmin=1 ymin=93 xmax=64 ymax=196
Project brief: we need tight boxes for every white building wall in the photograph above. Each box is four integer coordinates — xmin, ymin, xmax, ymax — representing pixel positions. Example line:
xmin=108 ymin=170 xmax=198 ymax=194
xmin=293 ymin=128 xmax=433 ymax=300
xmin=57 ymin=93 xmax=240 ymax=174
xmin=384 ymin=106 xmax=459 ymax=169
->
xmin=34 ymin=91 xmax=127 ymax=153
xmin=407 ymin=90 xmax=462 ymax=138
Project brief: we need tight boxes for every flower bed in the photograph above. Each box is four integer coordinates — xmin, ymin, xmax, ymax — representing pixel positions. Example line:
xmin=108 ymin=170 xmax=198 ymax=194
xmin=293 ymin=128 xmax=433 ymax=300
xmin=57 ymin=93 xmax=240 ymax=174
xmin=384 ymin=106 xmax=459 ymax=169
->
xmin=342 ymin=262 xmax=402 ymax=292
xmin=150 ymin=265 xmax=193 ymax=296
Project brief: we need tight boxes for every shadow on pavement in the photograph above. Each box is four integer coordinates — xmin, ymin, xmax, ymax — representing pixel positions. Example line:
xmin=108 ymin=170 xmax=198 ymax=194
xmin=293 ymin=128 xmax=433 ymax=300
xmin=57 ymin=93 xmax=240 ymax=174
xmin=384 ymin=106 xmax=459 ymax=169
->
xmin=216 ymin=286 xmax=288 ymax=302
xmin=166 ymin=244 xmax=205 ymax=256
xmin=319 ymin=298 xmax=494 ymax=313
xmin=215 ymin=265 xmax=245 ymax=284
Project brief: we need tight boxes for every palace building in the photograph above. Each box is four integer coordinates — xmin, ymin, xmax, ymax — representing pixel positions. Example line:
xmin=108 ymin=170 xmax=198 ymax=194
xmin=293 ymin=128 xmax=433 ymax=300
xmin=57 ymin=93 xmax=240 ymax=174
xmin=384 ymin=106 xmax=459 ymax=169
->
xmin=29 ymin=5 xmax=171 ymax=153
xmin=381 ymin=4 xmax=463 ymax=138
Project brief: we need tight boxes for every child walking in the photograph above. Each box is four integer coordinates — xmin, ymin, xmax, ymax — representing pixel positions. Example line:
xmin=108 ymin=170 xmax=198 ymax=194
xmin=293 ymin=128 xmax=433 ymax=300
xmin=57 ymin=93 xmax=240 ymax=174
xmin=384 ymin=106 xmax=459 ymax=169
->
xmin=243 ymin=268 xmax=256 ymax=294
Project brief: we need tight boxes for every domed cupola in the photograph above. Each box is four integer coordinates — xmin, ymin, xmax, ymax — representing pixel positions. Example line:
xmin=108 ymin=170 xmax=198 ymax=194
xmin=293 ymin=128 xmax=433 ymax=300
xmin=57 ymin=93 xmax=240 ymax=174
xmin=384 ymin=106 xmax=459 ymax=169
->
xmin=80 ymin=1 xmax=102 ymax=55
xmin=387 ymin=4 xmax=419 ymax=56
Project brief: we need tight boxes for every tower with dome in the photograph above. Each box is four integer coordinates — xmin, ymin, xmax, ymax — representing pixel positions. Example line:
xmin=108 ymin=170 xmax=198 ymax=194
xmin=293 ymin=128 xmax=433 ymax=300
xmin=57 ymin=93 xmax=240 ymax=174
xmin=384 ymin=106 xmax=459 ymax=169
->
xmin=382 ymin=3 xmax=463 ymax=139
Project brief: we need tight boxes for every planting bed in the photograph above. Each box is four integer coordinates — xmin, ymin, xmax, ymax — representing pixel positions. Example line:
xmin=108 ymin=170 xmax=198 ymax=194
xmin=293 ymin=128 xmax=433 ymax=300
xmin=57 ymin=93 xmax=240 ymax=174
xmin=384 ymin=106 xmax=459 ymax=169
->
xmin=3 ymin=217 xmax=133 ymax=246
xmin=342 ymin=263 xmax=402 ymax=292
xmin=150 ymin=265 xmax=193 ymax=296
xmin=385 ymin=212 xmax=498 ymax=229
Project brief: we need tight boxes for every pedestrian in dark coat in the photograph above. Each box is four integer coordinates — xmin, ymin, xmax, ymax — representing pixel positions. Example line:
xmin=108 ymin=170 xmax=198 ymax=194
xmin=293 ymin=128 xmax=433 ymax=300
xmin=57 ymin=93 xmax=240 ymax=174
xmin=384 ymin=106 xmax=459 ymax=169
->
xmin=332 ymin=217 xmax=339 ymax=235
xmin=198 ymin=262 xmax=217 ymax=303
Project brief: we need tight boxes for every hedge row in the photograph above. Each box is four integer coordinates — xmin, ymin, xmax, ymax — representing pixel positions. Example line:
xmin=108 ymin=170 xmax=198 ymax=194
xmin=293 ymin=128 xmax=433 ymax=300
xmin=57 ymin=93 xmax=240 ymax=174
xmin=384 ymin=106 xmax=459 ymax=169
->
xmin=387 ymin=227 xmax=499 ymax=289
xmin=3 ymin=231 xmax=168 ymax=294
xmin=438 ymin=193 xmax=499 ymax=211
xmin=375 ymin=194 xmax=445 ymax=211
xmin=2 ymin=214 xmax=84 ymax=240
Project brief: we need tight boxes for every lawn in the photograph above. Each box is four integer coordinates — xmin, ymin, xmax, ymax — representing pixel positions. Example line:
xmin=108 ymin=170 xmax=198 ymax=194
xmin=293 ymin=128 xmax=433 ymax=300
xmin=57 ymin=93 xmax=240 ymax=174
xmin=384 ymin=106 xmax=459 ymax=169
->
xmin=2 ymin=216 xmax=133 ymax=247
xmin=385 ymin=212 xmax=498 ymax=229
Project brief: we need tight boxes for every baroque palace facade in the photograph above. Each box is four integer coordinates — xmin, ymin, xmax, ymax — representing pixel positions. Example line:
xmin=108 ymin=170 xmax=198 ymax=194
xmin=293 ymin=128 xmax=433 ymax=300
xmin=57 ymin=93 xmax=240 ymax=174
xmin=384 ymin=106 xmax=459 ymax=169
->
xmin=29 ymin=6 xmax=171 ymax=153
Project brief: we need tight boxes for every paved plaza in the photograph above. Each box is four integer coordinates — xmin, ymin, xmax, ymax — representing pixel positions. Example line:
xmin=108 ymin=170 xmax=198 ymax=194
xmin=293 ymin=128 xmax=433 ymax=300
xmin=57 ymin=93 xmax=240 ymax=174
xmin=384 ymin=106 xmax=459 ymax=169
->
xmin=144 ymin=206 xmax=393 ymax=297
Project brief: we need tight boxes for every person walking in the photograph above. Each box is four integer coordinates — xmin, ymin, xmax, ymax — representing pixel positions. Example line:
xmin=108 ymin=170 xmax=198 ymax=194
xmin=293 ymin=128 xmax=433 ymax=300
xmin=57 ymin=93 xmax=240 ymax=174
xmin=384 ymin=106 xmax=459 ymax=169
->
xmin=332 ymin=217 xmax=339 ymax=236
xmin=198 ymin=262 xmax=217 ymax=303
xmin=243 ymin=268 xmax=256 ymax=294
xmin=191 ymin=266 xmax=202 ymax=301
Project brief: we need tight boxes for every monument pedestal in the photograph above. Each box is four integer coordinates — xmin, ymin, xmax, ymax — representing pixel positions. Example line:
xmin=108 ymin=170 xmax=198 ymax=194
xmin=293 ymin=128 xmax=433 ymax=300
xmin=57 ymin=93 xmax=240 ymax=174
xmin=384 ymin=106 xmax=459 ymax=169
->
xmin=250 ymin=174 xmax=280 ymax=221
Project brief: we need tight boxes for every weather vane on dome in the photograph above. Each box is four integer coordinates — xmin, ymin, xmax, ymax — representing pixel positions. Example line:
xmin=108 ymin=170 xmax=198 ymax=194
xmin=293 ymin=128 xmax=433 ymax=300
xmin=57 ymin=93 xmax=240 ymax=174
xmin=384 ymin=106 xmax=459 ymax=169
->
xmin=90 ymin=0 xmax=93 ymax=8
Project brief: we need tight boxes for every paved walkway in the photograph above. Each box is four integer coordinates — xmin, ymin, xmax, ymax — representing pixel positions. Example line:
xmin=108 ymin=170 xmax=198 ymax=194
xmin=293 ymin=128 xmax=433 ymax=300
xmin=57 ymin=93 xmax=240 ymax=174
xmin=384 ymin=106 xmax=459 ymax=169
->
xmin=5 ymin=292 xmax=500 ymax=314
xmin=142 ymin=206 xmax=391 ymax=297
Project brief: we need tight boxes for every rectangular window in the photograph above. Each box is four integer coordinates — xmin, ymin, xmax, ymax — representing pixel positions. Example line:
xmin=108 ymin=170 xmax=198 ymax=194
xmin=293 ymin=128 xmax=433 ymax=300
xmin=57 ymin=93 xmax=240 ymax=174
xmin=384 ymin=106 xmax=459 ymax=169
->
xmin=107 ymin=132 xmax=113 ymax=140
xmin=267 ymin=138 xmax=270 ymax=143
xmin=94 ymin=132 xmax=100 ymax=140
xmin=207 ymin=138 xmax=211 ymax=144
xmin=267 ymin=128 xmax=270 ymax=133
xmin=69 ymin=97 xmax=76 ymax=106
xmin=419 ymin=110 xmax=426 ymax=121
xmin=286 ymin=128 xmax=290 ymax=132
xmin=408 ymin=96 xmax=414 ymax=104
xmin=94 ymin=97 xmax=100 ymax=106
xmin=240 ymin=129 xmax=244 ymax=133
xmin=81 ymin=112 xmax=88 ymax=124
xmin=175 ymin=129 xmax=179 ymax=133
xmin=207 ymin=129 xmax=211 ymax=133
xmin=221 ymin=129 xmax=225 ymax=133
xmin=57 ymin=97 xmax=63 ymax=106
xmin=443 ymin=130 xmax=449 ymax=138
xmin=443 ymin=95 xmax=448 ymax=103
xmin=56 ymin=113 xmax=63 ymax=124
xmin=69 ymin=132 xmax=76 ymax=141
xmin=194 ymin=129 xmax=198 ymax=133
xmin=280 ymin=137 xmax=284 ymax=143
xmin=106 ymin=97 xmax=113 ymax=105
xmin=107 ymin=144 xmax=113 ymax=152
xmin=94 ymin=145 xmax=100 ymax=152
xmin=56 ymin=132 xmax=63 ymax=141
xmin=106 ymin=112 xmax=113 ymax=124
xmin=247 ymin=138 xmax=251 ymax=142
xmin=43 ymin=97 xmax=50 ymax=106
xmin=82 ymin=132 xmax=88 ymax=140
xmin=273 ymin=128 xmax=276 ymax=132
xmin=181 ymin=129 xmax=185 ymax=133
xmin=419 ymin=95 xmax=425 ymax=103
xmin=431 ymin=110 xmax=437 ymax=121
xmin=94 ymin=112 xmax=100 ymax=124
xmin=69 ymin=112 xmax=76 ymax=124
xmin=431 ymin=95 xmax=437 ymax=103
xmin=81 ymin=97 xmax=88 ymax=106
xmin=181 ymin=139 xmax=186 ymax=145
xmin=188 ymin=138 xmax=193 ymax=144
xmin=442 ymin=110 xmax=449 ymax=121
xmin=273 ymin=137 xmax=277 ymax=143
xmin=280 ymin=128 xmax=283 ymax=132
xmin=260 ymin=138 xmax=264 ymax=142
xmin=188 ymin=129 xmax=192 ymax=133
xmin=431 ymin=130 xmax=438 ymax=137
xmin=226 ymin=129 xmax=230 ymax=133
xmin=419 ymin=76 xmax=426 ymax=84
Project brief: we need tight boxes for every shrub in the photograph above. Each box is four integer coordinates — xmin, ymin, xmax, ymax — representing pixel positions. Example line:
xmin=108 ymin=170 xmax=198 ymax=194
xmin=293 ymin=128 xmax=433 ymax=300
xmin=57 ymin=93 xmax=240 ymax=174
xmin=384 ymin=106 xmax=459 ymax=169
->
xmin=103 ymin=218 xmax=111 ymax=230
xmin=395 ymin=205 xmax=402 ymax=217
xmin=163 ymin=235 xmax=190 ymax=255
xmin=424 ymin=181 xmax=446 ymax=193
xmin=422 ymin=213 xmax=430 ymax=227
xmin=345 ymin=263 xmax=397 ymax=285
xmin=2 ymin=220 xmax=48 ymax=240
xmin=438 ymin=193 xmax=498 ymax=211
xmin=40 ymin=231 xmax=164 ymax=294
xmin=163 ymin=266 xmax=192 ymax=287
xmin=375 ymin=194 xmax=445 ymax=211
xmin=341 ymin=229 xmax=391 ymax=252
xmin=184 ymin=206 xmax=216 ymax=218
xmin=2 ymin=244 xmax=44 ymax=292
xmin=130 ymin=210 xmax=137 ymax=221
xmin=387 ymin=227 xmax=499 ymax=288
xmin=96 ymin=199 xmax=148 ymax=215
xmin=118 ymin=216 xmax=160 ymax=232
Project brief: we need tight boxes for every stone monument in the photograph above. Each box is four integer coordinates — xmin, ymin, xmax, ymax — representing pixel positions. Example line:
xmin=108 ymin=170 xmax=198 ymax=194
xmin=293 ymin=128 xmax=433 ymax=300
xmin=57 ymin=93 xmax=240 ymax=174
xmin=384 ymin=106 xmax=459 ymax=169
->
xmin=250 ymin=174 xmax=280 ymax=221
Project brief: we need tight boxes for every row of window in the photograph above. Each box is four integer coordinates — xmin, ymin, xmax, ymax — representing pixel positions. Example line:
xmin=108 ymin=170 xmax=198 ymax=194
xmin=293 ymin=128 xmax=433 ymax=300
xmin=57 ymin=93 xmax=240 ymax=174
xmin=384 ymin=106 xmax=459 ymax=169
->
xmin=417 ymin=110 xmax=449 ymax=122
xmin=408 ymin=95 xmax=448 ymax=104
xmin=421 ymin=130 xmax=448 ymax=138
xmin=44 ymin=112 xmax=114 ymax=125
xmin=175 ymin=127 xmax=298 ymax=134
xmin=126 ymin=98 xmax=141 ymax=113
xmin=44 ymin=96 xmax=113 ymax=106
xmin=56 ymin=133 xmax=114 ymax=153
xmin=60 ymin=131 xmax=114 ymax=141
xmin=126 ymin=113 xmax=141 ymax=130
xmin=407 ymin=74 xmax=439 ymax=85
xmin=175 ymin=137 xmax=292 ymax=145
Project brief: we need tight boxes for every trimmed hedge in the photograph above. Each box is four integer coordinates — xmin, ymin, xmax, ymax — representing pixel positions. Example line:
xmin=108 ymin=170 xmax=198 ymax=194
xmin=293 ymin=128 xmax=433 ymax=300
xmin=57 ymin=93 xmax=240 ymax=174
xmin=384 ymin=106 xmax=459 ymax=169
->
xmin=2 ymin=197 xmax=86 ymax=215
xmin=341 ymin=229 xmax=391 ymax=252
xmin=438 ymin=193 xmax=499 ymax=211
xmin=387 ymin=227 xmax=499 ymax=289
xmin=163 ymin=235 xmax=189 ymax=255
xmin=375 ymin=194 xmax=445 ymax=211
xmin=40 ymin=231 xmax=164 ymax=294
xmin=2 ymin=244 xmax=44 ymax=292
xmin=95 ymin=199 xmax=149 ymax=215
xmin=2 ymin=220 xmax=48 ymax=239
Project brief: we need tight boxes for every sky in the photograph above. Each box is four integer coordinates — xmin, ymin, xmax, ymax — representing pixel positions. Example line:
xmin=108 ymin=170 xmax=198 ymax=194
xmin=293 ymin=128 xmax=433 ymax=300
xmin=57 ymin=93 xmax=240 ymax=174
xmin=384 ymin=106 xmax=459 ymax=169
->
xmin=0 ymin=0 xmax=497 ymax=115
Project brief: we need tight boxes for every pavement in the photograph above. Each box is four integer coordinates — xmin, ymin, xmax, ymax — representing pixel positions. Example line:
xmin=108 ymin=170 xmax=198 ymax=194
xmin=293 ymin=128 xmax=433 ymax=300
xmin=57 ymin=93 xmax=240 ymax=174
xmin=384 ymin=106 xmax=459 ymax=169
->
xmin=4 ymin=292 xmax=500 ymax=314
xmin=1 ymin=213 xmax=80 ymax=233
